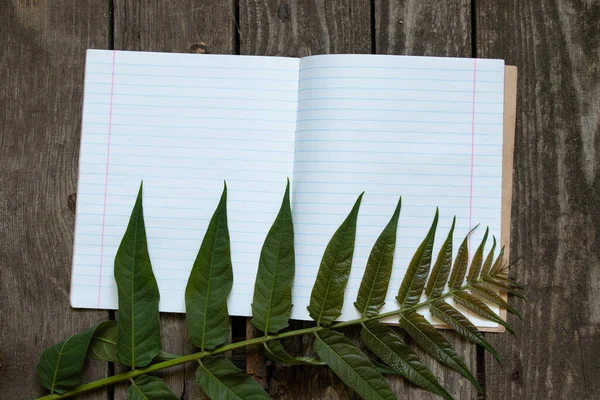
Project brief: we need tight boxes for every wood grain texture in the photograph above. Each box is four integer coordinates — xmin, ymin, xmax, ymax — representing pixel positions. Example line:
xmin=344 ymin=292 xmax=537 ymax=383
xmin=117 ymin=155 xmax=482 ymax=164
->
xmin=239 ymin=1 xmax=371 ymax=398
xmin=375 ymin=1 xmax=479 ymax=399
xmin=0 ymin=1 xmax=111 ymax=398
xmin=112 ymin=2 xmax=235 ymax=398
xmin=240 ymin=0 xmax=371 ymax=57
xmin=477 ymin=1 xmax=600 ymax=399
xmin=375 ymin=0 xmax=471 ymax=56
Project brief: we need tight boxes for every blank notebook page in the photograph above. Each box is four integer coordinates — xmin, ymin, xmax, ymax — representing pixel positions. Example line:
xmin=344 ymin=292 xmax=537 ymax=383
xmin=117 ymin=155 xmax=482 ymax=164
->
xmin=72 ymin=50 xmax=299 ymax=314
xmin=292 ymin=55 xmax=505 ymax=326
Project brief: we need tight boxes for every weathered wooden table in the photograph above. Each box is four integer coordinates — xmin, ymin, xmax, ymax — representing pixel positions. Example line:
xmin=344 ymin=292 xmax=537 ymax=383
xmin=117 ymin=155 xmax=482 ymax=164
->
xmin=1 ymin=1 xmax=599 ymax=399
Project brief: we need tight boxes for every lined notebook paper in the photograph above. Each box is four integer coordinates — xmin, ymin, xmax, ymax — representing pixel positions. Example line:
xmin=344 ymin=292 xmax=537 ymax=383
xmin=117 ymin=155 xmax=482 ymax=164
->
xmin=73 ymin=50 xmax=505 ymax=328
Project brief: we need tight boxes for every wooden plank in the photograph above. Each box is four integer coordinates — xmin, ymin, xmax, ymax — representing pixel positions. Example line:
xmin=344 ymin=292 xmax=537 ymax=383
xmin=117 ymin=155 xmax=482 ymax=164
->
xmin=112 ymin=1 xmax=235 ymax=398
xmin=239 ymin=1 xmax=370 ymax=398
xmin=240 ymin=0 xmax=371 ymax=56
xmin=0 ymin=1 xmax=111 ymax=398
xmin=374 ymin=0 xmax=471 ymax=56
xmin=374 ymin=1 xmax=479 ymax=399
xmin=477 ymin=2 xmax=600 ymax=399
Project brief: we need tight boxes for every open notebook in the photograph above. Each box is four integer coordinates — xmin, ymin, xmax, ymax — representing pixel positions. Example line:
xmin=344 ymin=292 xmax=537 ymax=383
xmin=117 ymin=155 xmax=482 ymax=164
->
xmin=72 ymin=50 xmax=515 ymax=331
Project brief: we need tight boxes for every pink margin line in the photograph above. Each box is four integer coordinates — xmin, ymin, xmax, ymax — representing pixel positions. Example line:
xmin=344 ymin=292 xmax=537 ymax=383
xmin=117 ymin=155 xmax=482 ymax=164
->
xmin=468 ymin=59 xmax=477 ymax=240
xmin=467 ymin=59 xmax=477 ymax=319
xmin=97 ymin=50 xmax=117 ymax=308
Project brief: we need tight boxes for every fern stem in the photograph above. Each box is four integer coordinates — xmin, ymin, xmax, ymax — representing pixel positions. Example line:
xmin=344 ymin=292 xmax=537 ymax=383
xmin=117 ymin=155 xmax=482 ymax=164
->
xmin=35 ymin=284 xmax=475 ymax=400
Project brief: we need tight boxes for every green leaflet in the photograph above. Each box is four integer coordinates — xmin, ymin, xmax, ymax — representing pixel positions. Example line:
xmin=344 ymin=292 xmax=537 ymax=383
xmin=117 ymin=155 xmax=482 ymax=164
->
xmin=37 ymin=324 xmax=97 ymax=394
xmin=372 ymin=360 xmax=402 ymax=375
xmin=251 ymin=180 xmax=295 ymax=334
xmin=466 ymin=227 xmax=489 ymax=283
xmin=482 ymin=277 xmax=527 ymax=300
xmin=128 ymin=375 xmax=178 ymax=400
xmin=308 ymin=194 xmax=363 ymax=326
xmin=396 ymin=209 xmax=439 ymax=308
xmin=361 ymin=321 xmax=453 ymax=400
xmin=264 ymin=341 xmax=324 ymax=365
xmin=87 ymin=320 xmax=119 ymax=362
xmin=448 ymin=228 xmax=476 ymax=289
xmin=87 ymin=320 xmax=178 ymax=363
xmin=354 ymin=197 xmax=401 ymax=317
xmin=470 ymin=283 xmax=522 ymax=319
xmin=196 ymin=356 xmax=270 ymax=400
xmin=488 ymin=246 xmax=505 ymax=277
xmin=114 ymin=183 xmax=161 ymax=367
xmin=400 ymin=311 xmax=481 ymax=392
xmin=314 ymin=330 xmax=396 ymax=400
xmin=185 ymin=184 xmax=233 ymax=350
xmin=453 ymin=291 xmax=514 ymax=333
xmin=430 ymin=300 xmax=501 ymax=362
xmin=480 ymin=236 xmax=497 ymax=278
xmin=424 ymin=217 xmax=456 ymax=298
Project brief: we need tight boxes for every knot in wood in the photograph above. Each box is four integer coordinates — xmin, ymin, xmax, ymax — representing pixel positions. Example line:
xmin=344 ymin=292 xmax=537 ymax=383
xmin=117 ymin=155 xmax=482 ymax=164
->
xmin=278 ymin=4 xmax=290 ymax=22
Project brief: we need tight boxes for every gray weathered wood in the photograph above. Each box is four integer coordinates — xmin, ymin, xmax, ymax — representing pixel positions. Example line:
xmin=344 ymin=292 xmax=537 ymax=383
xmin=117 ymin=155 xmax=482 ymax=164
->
xmin=375 ymin=0 xmax=471 ymax=56
xmin=240 ymin=0 xmax=371 ymax=57
xmin=0 ymin=1 xmax=111 ymax=398
xmin=375 ymin=1 xmax=479 ymax=399
xmin=477 ymin=1 xmax=600 ymax=399
xmin=112 ymin=1 xmax=235 ymax=398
